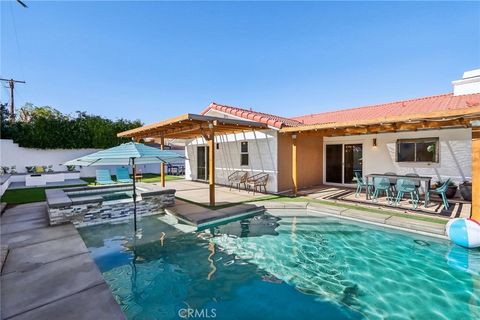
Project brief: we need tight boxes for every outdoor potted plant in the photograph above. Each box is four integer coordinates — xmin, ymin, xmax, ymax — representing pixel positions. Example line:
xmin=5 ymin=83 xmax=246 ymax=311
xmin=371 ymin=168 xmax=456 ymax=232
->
xmin=459 ymin=181 xmax=472 ymax=201
xmin=433 ymin=180 xmax=458 ymax=199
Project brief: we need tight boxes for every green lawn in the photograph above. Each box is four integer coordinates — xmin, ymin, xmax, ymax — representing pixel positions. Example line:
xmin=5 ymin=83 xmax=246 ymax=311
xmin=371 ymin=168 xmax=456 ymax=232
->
xmin=1 ymin=174 xmax=184 ymax=205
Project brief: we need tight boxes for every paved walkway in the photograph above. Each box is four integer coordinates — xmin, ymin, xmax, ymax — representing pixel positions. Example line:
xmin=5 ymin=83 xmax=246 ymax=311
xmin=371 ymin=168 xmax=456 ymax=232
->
xmin=152 ymin=179 xmax=269 ymax=206
xmin=0 ymin=202 xmax=124 ymax=320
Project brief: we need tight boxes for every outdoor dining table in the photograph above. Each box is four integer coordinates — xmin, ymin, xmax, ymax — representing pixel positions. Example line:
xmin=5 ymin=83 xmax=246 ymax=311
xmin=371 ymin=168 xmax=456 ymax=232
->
xmin=365 ymin=173 xmax=432 ymax=200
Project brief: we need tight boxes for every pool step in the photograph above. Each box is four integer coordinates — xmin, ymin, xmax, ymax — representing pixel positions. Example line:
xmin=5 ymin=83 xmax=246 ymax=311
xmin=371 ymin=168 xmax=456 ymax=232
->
xmin=165 ymin=200 xmax=265 ymax=229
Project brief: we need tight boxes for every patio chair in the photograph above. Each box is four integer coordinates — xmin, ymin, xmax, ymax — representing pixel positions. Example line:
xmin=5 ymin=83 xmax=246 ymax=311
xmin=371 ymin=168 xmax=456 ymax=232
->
xmin=134 ymin=168 xmax=143 ymax=182
xmin=384 ymin=172 xmax=397 ymax=192
xmin=405 ymin=173 xmax=421 ymax=197
xmin=95 ymin=169 xmax=116 ymax=185
xmin=425 ymin=178 xmax=451 ymax=210
xmin=354 ymin=171 xmax=372 ymax=198
xmin=116 ymin=167 xmax=133 ymax=183
xmin=228 ymin=171 xmax=248 ymax=191
xmin=372 ymin=177 xmax=394 ymax=204
xmin=246 ymin=172 xmax=269 ymax=195
xmin=395 ymin=179 xmax=419 ymax=209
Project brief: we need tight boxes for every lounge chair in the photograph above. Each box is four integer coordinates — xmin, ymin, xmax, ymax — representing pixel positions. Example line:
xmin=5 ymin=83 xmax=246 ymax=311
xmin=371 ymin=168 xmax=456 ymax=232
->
xmin=95 ymin=169 xmax=116 ymax=185
xmin=246 ymin=172 xmax=269 ymax=195
xmin=116 ymin=168 xmax=133 ymax=183
xmin=228 ymin=171 xmax=248 ymax=191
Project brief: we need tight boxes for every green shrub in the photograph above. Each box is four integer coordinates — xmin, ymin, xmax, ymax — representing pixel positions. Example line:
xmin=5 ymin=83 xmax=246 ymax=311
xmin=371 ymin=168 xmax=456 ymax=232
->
xmin=1 ymin=104 xmax=142 ymax=149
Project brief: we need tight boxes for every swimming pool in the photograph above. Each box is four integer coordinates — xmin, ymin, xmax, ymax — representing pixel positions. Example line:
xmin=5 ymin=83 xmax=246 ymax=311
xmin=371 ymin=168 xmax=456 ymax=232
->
xmin=78 ymin=210 xmax=480 ymax=319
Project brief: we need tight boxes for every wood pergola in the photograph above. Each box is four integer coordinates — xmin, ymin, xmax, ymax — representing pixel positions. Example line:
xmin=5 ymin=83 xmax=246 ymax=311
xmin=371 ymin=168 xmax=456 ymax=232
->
xmin=118 ymin=113 xmax=268 ymax=206
xmin=280 ymin=106 xmax=480 ymax=219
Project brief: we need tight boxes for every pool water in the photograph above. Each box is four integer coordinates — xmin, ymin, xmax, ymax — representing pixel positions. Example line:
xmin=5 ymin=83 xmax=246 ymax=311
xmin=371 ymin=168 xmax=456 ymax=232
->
xmin=78 ymin=211 xmax=480 ymax=320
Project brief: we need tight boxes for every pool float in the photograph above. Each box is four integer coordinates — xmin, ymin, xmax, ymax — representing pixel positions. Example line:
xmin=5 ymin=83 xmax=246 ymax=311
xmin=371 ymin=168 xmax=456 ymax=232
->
xmin=446 ymin=218 xmax=480 ymax=249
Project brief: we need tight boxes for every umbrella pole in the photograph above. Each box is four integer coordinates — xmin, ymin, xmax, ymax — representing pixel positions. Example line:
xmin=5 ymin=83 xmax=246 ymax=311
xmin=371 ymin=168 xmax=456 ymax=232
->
xmin=132 ymin=158 xmax=137 ymax=232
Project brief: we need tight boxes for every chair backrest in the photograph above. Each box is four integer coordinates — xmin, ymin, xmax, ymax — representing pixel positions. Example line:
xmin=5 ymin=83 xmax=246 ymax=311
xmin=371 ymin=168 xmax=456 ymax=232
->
xmin=96 ymin=169 xmax=112 ymax=181
xmin=374 ymin=177 xmax=390 ymax=188
xmin=436 ymin=178 xmax=452 ymax=192
xmin=396 ymin=178 xmax=416 ymax=191
xmin=354 ymin=171 xmax=364 ymax=184
xmin=228 ymin=171 xmax=247 ymax=182
xmin=116 ymin=167 xmax=130 ymax=179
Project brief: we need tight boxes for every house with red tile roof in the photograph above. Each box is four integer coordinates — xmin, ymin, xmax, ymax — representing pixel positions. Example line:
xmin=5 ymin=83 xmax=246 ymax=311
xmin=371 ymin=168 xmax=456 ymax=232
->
xmin=119 ymin=69 xmax=480 ymax=215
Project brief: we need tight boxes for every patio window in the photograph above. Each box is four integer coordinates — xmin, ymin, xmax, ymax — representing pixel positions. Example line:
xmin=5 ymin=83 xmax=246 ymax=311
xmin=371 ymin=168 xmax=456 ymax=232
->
xmin=396 ymin=138 xmax=439 ymax=163
xmin=240 ymin=141 xmax=249 ymax=166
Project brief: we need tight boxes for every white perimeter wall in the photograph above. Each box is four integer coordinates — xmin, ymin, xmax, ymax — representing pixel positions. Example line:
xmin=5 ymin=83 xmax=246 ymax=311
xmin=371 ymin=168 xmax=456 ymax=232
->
xmin=0 ymin=139 xmax=184 ymax=177
xmin=323 ymin=128 xmax=472 ymax=185
xmin=185 ymin=130 xmax=279 ymax=193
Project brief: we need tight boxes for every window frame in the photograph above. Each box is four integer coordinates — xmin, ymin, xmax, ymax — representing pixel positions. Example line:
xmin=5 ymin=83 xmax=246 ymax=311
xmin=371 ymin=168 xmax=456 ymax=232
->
xmin=240 ymin=141 xmax=249 ymax=166
xmin=396 ymin=138 xmax=439 ymax=163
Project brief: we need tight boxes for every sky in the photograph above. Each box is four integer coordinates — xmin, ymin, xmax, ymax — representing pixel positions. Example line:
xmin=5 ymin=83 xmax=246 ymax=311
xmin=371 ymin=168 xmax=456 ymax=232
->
xmin=1 ymin=1 xmax=479 ymax=124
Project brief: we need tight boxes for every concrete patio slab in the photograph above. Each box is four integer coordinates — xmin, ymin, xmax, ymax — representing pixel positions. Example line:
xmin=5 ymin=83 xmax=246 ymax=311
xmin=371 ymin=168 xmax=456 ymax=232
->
xmin=2 ymin=235 xmax=89 ymax=274
xmin=0 ymin=202 xmax=124 ymax=320
xmin=8 ymin=283 xmax=125 ymax=320
xmin=1 ymin=217 xmax=48 ymax=235
xmin=1 ymin=253 xmax=105 ymax=319
xmin=1 ymin=223 xmax=78 ymax=249
xmin=1 ymin=206 xmax=47 ymax=224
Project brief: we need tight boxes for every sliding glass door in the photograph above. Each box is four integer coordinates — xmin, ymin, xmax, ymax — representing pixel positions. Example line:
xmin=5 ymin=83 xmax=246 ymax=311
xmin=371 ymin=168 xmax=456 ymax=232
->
xmin=326 ymin=144 xmax=343 ymax=183
xmin=344 ymin=144 xmax=363 ymax=184
xmin=197 ymin=146 xmax=209 ymax=180
xmin=325 ymin=143 xmax=363 ymax=184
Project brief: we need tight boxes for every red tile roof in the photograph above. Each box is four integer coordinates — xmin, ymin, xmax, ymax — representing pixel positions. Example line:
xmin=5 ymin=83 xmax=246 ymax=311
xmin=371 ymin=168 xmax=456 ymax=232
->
xmin=292 ymin=93 xmax=480 ymax=125
xmin=201 ymin=102 xmax=302 ymax=129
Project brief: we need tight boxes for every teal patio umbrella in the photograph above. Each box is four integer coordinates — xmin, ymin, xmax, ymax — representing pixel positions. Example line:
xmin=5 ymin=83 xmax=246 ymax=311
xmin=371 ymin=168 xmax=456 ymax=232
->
xmin=64 ymin=142 xmax=185 ymax=232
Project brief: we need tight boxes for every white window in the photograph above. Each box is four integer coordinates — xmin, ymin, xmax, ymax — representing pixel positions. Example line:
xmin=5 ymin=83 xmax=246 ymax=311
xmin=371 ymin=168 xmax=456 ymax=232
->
xmin=396 ymin=138 xmax=439 ymax=163
xmin=240 ymin=142 xmax=249 ymax=166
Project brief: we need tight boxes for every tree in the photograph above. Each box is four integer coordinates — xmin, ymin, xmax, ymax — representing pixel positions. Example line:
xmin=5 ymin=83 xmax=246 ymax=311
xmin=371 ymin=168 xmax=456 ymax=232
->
xmin=1 ymin=103 xmax=142 ymax=149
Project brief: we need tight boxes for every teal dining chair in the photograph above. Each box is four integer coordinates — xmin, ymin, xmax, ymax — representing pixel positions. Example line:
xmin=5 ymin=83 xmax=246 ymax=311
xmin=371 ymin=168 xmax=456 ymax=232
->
xmin=354 ymin=172 xmax=372 ymax=198
xmin=425 ymin=178 xmax=451 ymax=210
xmin=372 ymin=177 xmax=394 ymax=204
xmin=395 ymin=179 xmax=419 ymax=209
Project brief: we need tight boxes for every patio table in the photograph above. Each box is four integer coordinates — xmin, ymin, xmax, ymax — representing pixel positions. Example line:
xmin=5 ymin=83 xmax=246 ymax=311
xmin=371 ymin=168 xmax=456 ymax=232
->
xmin=365 ymin=173 xmax=432 ymax=200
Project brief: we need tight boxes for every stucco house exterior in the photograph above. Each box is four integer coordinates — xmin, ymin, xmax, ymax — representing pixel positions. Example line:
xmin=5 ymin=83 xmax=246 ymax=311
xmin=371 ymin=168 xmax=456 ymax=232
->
xmin=118 ymin=69 xmax=480 ymax=213
xmin=183 ymin=70 xmax=479 ymax=193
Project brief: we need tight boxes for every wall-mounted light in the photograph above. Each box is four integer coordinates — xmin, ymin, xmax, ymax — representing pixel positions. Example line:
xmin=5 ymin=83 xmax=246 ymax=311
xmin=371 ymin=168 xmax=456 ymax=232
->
xmin=373 ymin=138 xmax=377 ymax=147
xmin=292 ymin=134 xmax=297 ymax=139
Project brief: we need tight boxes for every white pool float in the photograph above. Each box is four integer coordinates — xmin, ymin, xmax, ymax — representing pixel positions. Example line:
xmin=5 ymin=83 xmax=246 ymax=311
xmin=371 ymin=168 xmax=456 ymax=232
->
xmin=446 ymin=218 xmax=480 ymax=249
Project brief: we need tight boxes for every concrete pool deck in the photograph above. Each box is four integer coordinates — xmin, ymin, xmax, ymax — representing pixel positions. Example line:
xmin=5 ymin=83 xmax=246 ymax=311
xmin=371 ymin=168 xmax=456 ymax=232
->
xmin=0 ymin=202 xmax=124 ymax=320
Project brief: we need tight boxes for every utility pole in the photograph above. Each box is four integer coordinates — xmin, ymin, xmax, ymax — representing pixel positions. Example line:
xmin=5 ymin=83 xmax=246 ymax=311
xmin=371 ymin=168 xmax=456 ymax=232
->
xmin=0 ymin=78 xmax=26 ymax=121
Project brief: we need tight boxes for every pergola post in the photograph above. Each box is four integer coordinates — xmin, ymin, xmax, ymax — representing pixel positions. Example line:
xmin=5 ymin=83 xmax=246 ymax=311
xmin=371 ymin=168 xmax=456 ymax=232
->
xmin=292 ymin=133 xmax=298 ymax=196
xmin=207 ymin=130 xmax=215 ymax=206
xmin=472 ymin=121 xmax=480 ymax=220
xmin=160 ymin=136 xmax=166 ymax=187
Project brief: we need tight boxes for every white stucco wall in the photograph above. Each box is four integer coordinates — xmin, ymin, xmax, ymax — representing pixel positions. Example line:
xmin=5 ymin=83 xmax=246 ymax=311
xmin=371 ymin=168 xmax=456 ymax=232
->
xmin=0 ymin=139 xmax=181 ymax=177
xmin=184 ymin=129 xmax=279 ymax=193
xmin=323 ymin=128 xmax=472 ymax=185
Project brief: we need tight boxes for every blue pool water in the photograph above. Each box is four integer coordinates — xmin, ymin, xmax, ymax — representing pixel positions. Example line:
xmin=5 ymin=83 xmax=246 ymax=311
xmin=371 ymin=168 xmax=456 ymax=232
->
xmin=78 ymin=211 xmax=480 ymax=320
